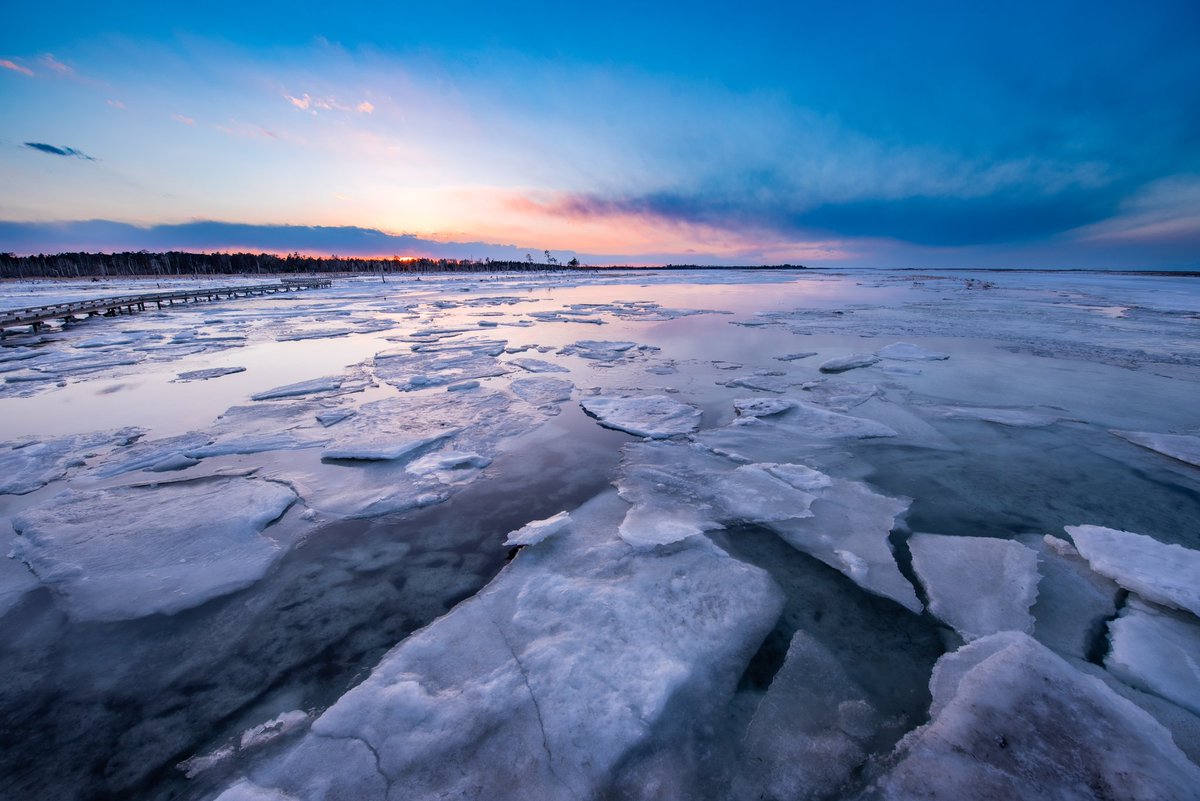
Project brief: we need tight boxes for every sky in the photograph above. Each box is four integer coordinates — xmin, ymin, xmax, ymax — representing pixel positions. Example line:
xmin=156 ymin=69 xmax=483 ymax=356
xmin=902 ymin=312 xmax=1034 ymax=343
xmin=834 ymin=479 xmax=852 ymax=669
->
xmin=1 ymin=1 xmax=1198 ymax=268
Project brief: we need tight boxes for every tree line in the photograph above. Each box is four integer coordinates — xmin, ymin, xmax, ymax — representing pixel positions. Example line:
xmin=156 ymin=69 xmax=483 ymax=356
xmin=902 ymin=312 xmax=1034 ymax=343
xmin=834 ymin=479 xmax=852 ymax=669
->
xmin=0 ymin=251 xmax=599 ymax=279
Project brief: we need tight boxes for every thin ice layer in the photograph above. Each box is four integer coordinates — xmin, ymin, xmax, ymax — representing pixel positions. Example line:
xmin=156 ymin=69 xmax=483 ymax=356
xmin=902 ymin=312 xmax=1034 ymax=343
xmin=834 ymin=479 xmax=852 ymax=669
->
xmin=1066 ymin=524 xmax=1200 ymax=617
xmin=504 ymin=511 xmax=571 ymax=546
xmin=1105 ymin=598 xmax=1200 ymax=717
xmin=734 ymin=630 xmax=879 ymax=801
xmin=10 ymin=477 xmax=296 ymax=621
xmin=909 ymin=534 xmax=1039 ymax=641
xmin=876 ymin=342 xmax=949 ymax=361
xmin=768 ymin=479 xmax=922 ymax=613
xmin=580 ymin=395 xmax=702 ymax=439
xmin=1111 ymin=429 xmax=1200 ymax=468
xmin=213 ymin=490 xmax=783 ymax=801
xmin=0 ymin=428 xmax=143 ymax=494
xmin=860 ymin=632 xmax=1200 ymax=801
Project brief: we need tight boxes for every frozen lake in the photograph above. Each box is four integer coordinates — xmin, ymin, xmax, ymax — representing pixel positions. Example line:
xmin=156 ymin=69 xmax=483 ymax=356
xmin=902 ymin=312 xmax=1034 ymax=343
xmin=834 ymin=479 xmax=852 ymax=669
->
xmin=1 ymin=268 xmax=1198 ymax=800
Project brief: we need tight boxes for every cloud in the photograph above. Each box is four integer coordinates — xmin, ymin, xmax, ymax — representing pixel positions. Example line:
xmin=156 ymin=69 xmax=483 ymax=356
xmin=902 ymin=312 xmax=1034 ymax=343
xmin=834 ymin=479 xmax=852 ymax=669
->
xmin=39 ymin=53 xmax=72 ymax=75
xmin=357 ymin=100 xmax=374 ymax=114
xmin=285 ymin=93 xmax=311 ymax=111
xmin=0 ymin=59 xmax=33 ymax=76
xmin=106 ymin=99 xmax=126 ymax=109
xmin=171 ymin=113 xmax=196 ymax=125
xmin=23 ymin=142 xmax=95 ymax=160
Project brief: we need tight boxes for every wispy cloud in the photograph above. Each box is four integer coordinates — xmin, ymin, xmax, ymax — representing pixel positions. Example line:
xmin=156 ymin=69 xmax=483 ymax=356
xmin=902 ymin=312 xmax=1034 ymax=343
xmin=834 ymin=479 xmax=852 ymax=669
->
xmin=39 ymin=53 xmax=72 ymax=76
xmin=171 ymin=113 xmax=196 ymax=125
xmin=23 ymin=142 xmax=95 ymax=160
xmin=0 ymin=58 xmax=33 ymax=76
xmin=285 ymin=92 xmax=374 ymax=115
xmin=106 ymin=99 xmax=126 ymax=109
xmin=356 ymin=100 xmax=374 ymax=114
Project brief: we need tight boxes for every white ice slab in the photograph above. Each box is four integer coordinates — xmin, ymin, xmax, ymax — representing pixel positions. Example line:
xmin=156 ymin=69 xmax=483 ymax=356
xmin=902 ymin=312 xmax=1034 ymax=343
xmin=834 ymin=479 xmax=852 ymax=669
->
xmin=768 ymin=479 xmax=921 ymax=613
xmin=1111 ymin=430 xmax=1200 ymax=468
xmin=10 ymin=477 xmax=296 ymax=621
xmin=558 ymin=340 xmax=638 ymax=361
xmin=0 ymin=428 xmax=143 ymax=494
xmin=581 ymin=395 xmax=701 ymax=439
xmin=251 ymin=376 xmax=345 ymax=400
xmin=1066 ymin=524 xmax=1200 ymax=617
xmin=510 ymin=377 xmax=573 ymax=414
xmin=909 ymin=534 xmax=1039 ymax=641
xmin=322 ymin=433 xmax=450 ymax=462
xmin=861 ymin=632 xmax=1200 ymax=800
xmin=1106 ymin=598 xmax=1200 ymax=717
xmin=924 ymin=405 xmax=1059 ymax=427
xmin=819 ymin=353 xmax=880 ymax=373
xmin=213 ymin=490 xmax=783 ymax=801
xmin=508 ymin=357 xmax=570 ymax=373
xmin=174 ymin=366 xmax=246 ymax=382
xmin=504 ymin=511 xmax=571 ymax=546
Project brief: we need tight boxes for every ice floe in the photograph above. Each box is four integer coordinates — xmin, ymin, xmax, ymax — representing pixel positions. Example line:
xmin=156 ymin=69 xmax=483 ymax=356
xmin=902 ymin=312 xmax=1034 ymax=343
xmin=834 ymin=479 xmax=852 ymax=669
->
xmin=860 ymin=632 xmax=1200 ymax=800
xmin=503 ymin=511 xmax=571 ymax=546
xmin=580 ymin=395 xmax=701 ymax=439
xmin=558 ymin=340 xmax=638 ymax=361
xmin=1019 ymin=534 xmax=1120 ymax=660
xmin=212 ymin=490 xmax=783 ymax=801
xmin=322 ymin=432 xmax=451 ymax=462
xmin=374 ymin=337 xmax=511 ymax=391
xmin=507 ymin=357 xmax=570 ymax=373
xmin=10 ymin=477 xmax=297 ymax=621
xmin=1105 ymin=598 xmax=1200 ymax=717
xmin=510 ymin=377 xmax=574 ymax=414
xmin=819 ymin=354 xmax=880 ymax=373
xmin=924 ymin=404 xmax=1059 ymax=427
xmin=1111 ymin=429 xmax=1200 ymax=468
xmin=1066 ymin=524 xmax=1200 ymax=617
xmin=174 ymin=366 xmax=246 ymax=382
xmin=909 ymin=534 xmax=1039 ymax=641
xmin=250 ymin=375 xmax=348 ymax=401
xmin=0 ymin=428 xmax=143 ymax=493
xmin=875 ymin=342 xmax=949 ymax=361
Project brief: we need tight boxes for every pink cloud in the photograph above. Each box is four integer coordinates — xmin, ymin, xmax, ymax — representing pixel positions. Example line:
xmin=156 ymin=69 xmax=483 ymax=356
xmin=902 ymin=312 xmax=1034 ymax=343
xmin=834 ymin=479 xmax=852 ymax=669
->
xmin=40 ymin=54 xmax=72 ymax=75
xmin=0 ymin=59 xmax=33 ymax=77
xmin=357 ymin=101 xmax=375 ymax=114
xmin=106 ymin=99 xmax=126 ymax=109
xmin=171 ymin=113 xmax=196 ymax=125
xmin=285 ymin=93 xmax=311 ymax=111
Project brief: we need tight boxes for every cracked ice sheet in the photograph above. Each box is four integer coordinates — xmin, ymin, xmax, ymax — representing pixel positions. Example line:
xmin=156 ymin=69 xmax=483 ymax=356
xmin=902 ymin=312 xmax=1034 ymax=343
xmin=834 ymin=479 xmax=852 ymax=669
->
xmin=1105 ymin=597 xmax=1200 ymax=717
xmin=10 ymin=477 xmax=297 ymax=622
xmin=0 ymin=428 xmax=143 ymax=494
xmin=858 ymin=632 xmax=1200 ymax=801
xmin=909 ymin=533 xmax=1039 ymax=642
xmin=1065 ymin=524 xmax=1200 ymax=617
xmin=1111 ymin=429 xmax=1200 ymax=468
xmin=580 ymin=395 xmax=701 ymax=439
xmin=214 ymin=489 xmax=783 ymax=801
xmin=509 ymin=377 xmax=573 ymax=415
xmin=373 ymin=337 xmax=511 ymax=391
xmin=274 ymin=390 xmax=535 ymax=518
xmin=696 ymin=399 xmax=897 ymax=464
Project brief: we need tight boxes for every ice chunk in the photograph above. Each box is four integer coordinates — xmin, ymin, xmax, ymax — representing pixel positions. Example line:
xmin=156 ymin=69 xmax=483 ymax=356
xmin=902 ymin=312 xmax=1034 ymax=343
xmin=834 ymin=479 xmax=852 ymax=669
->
xmin=214 ymin=490 xmax=783 ymax=801
xmin=373 ymin=337 xmax=511 ymax=391
xmin=698 ymin=400 xmax=897 ymax=464
xmin=405 ymin=450 xmax=491 ymax=481
xmin=146 ymin=452 xmax=201 ymax=472
xmin=768 ymin=479 xmax=922 ymax=612
xmin=614 ymin=441 xmax=821 ymax=547
xmin=1111 ymin=429 xmax=1200 ymax=468
xmin=733 ymin=397 xmax=794 ymax=418
xmin=322 ymin=432 xmax=450 ymax=462
xmin=924 ymin=405 xmax=1059 ymax=427
xmin=775 ymin=351 xmax=817 ymax=361
xmin=174 ymin=366 xmax=246 ymax=382
xmin=0 ymin=428 xmax=143 ymax=494
xmin=1066 ymin=524 xmax=1200 ymax=617
xmin=1018 ymin=534 xmax=1120 ymax=660
xmin=580 ymin=395 xmax=701 ymax=439
xmin=799 ymin=378 xmax=881 ymax=411
xmin=446 ymin=380 xmax=479 ymax=391
xmin=1106 ymin=598 xmax=1200 ymax=716
xmin=250 ymin=375 xmax=347 ymax=401
xmin=315 ymin=409 xmax=354 ymax=427
xmin=240 ymin=710 xmax=310 ymax=750
xmin=876 ymin=342 xmax=949 ymax=361
xmin=819 ymin=353 xmax=880 ymax=373
xmin=558 ymin=340 xmax=637 ymax=361
xmin=189 ymin=433 xmax=327 ymax=458
xmin=510 ymin=377 xmax=573 ymax=414
xmin=735 ymin=631 xmax=879 ymax=801
xmin=10 ymin=477 xmax=296 ymax=621
xmin=859 ymin=632 xmax=1200 ymax=800
xmin=909 ymin=534 xmax=1039 ymax=641
xmin=504 ymin=511 xmax=571 ymax=546
xmin=722 ymin=374 xmax=792 ymax=393
xmin=507 ymin=357 xmax=570 ymax=373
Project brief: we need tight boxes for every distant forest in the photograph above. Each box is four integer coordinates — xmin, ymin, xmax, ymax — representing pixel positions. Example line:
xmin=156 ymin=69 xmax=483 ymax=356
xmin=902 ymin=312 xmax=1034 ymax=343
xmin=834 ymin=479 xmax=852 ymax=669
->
xmin=0 ymin=251 xmax=804 ymax=279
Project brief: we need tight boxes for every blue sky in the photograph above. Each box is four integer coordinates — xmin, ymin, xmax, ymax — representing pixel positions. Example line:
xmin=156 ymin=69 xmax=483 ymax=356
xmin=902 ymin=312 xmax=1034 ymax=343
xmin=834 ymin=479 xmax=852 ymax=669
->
xmin=2 ymin=1 xmax=1198 ymax=267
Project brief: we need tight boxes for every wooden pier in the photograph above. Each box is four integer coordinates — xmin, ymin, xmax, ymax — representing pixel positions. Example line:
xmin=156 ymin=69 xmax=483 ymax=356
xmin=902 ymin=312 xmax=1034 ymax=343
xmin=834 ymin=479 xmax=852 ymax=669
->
xmin=0 ymin=278 xmax=333 ymax=332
